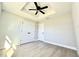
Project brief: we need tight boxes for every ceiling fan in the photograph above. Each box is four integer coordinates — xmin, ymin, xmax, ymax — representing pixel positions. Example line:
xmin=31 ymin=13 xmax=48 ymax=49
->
xmin=29 ymin=2 xmax=48 ymax=15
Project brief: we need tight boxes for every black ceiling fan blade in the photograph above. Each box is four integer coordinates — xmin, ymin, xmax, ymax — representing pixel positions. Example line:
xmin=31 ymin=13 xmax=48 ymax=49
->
xmin=29 ymin=9 xmax=37 ymax=10
xmin=35 ymin=11 xmax=38 ymax=15
xmin=34 ymin=2 xmax=38 ymax=8
xmin=40 ymin=6 xmax=48 ymax=10
xmin=39 ymin=10 xmax=45 ymax=14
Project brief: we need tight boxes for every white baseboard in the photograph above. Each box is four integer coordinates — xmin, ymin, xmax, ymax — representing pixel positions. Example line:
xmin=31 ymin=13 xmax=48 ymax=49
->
xmin=17 ymin=40 xmax=38 ymax=46
xmin=38 ymin=39 xmax=77 ymax=51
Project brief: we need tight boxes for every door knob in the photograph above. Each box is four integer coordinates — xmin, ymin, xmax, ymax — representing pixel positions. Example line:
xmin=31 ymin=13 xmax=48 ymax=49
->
xmin=27 ymin=32 xmax=31 ymax=34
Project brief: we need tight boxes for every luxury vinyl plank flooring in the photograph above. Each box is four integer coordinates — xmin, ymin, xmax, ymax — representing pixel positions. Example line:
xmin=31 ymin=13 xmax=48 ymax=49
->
xmin=12 ymin=41 xmax=78 ymax=57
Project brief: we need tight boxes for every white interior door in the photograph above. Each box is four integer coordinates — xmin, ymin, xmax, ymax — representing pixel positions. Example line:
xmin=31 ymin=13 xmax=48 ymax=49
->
xmin=19 ymin=20 xmax=36 ymax=44
xmin=38 ymin=23 xmax=44 ymax=40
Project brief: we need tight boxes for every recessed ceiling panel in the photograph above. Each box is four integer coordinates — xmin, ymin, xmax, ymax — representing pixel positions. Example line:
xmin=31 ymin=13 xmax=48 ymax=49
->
xmin=21 ymin=2 xmax=56 ymax=19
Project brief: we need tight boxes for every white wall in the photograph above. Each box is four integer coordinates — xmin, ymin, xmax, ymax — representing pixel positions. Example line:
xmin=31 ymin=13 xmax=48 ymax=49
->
xmin=0 ymin=10 xmax=37 ymax=48
xmin=0 ymin=3 xmax=4 ymax=49
xmin=72 ymin=3 xmax=79 ymax=55
xmin=38 ymin=13 xmax=77 ymax=50
xmin=0 ymin=3 xmax=1 ymax=16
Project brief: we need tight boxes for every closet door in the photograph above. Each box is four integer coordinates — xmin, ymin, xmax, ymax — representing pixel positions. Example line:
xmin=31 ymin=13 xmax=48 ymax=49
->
xmin=19 ymin=20 xmax=35 ymax=44
xmin=38 ymin=23 xmax=44 ymax=41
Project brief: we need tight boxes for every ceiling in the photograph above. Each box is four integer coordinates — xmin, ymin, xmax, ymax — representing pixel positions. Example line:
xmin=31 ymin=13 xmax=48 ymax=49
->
xmin=2 ymin=2 xmax=72 ymax=21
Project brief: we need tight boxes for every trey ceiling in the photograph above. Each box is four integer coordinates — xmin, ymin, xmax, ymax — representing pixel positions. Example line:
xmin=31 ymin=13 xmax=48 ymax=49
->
xmin=2 ymin=2 xmax=72 ymax=21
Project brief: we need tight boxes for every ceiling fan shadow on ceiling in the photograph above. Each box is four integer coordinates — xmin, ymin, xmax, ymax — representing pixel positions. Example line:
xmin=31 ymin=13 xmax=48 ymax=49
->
xmin=29 ymin=2 xmax=48 ymax=15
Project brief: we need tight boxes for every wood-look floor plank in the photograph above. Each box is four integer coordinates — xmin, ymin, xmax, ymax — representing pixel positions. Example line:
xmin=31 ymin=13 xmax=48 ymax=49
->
xmin=12 ymin=41 xmax=78 ymax=57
